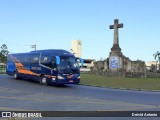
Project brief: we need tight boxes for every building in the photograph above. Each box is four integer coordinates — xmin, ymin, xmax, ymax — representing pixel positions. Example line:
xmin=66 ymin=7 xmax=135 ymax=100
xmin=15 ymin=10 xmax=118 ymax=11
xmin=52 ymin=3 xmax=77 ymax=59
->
xmin=146 ymin=61 xmax=157 ymax=66
xmin=146 ymin=61 xmax=159 ymax=71
xmin=71 ymin=40 xmax=82 ymax=58
xmin=71 ymin=40 xmax=94 ymax=72
xmin=80 ymin=59 xmax=95 ymax=72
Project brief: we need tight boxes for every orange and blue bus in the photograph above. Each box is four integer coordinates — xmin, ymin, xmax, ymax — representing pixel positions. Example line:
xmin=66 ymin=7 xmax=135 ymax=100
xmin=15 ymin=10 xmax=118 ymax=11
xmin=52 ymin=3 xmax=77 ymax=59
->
xmin=6 ymin=49 xmax=83 ymax=85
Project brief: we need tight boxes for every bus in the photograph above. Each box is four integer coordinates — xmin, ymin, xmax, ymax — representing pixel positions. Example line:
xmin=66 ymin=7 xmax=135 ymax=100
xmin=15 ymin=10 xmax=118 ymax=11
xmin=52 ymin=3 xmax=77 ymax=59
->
xmin=6 ymin=49 xmax=84 ymax=85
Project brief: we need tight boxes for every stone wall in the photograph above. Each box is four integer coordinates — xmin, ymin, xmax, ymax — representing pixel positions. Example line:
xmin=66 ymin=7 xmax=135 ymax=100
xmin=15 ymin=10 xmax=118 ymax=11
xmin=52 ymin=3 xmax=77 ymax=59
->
xmin=123 ymin=56 xmax=146 ymax=73
xmin=91 ymin=59 xmax=109 ymax=75
xmin=91 ymin=55 xmax=146 ymax=78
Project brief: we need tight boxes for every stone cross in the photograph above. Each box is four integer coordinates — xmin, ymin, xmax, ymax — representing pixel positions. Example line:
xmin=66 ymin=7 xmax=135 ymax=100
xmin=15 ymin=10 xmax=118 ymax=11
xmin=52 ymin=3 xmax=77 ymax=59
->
xmin=109 ymin=19 xmax=123 ymax=51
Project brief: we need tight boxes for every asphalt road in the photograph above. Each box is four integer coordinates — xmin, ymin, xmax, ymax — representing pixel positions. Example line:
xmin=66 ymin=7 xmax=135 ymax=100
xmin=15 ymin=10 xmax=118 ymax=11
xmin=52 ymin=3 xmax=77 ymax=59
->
xmin=0 ymin=74 xmax=160 ymax=120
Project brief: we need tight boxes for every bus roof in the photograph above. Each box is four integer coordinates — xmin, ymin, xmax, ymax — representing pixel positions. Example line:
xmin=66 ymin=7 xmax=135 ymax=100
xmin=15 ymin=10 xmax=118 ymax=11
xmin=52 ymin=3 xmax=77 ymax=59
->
xmin=10 ymin=49 xmax=75 ymax=57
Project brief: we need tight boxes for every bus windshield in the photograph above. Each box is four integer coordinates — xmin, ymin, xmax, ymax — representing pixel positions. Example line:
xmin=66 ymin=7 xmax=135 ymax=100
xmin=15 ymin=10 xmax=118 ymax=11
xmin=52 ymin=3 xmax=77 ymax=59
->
xmin=57 ymin=56 xmax=79 ymax=74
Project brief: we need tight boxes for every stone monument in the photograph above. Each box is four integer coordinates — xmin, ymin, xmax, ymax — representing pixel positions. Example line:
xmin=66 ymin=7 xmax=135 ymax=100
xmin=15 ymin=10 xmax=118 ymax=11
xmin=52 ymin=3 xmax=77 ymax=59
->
xmin=109 ymin=19 xmax=123 ymax=70
xmin=90 ymin=19 xmax=146 ymax=77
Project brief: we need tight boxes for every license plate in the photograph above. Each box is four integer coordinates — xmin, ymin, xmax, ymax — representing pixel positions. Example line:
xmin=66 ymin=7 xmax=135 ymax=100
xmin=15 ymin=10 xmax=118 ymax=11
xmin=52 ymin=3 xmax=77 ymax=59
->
xmin=69 ymin=80 xmax=73 ymax=83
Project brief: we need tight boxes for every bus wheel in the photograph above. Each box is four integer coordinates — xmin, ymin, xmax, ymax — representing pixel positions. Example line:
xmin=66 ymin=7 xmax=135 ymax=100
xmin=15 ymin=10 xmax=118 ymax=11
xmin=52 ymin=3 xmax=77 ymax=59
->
xmin=40 ymin=76 xmax=48 ymax=86
xmin=13 ymin=72 xmax=18 ymax=80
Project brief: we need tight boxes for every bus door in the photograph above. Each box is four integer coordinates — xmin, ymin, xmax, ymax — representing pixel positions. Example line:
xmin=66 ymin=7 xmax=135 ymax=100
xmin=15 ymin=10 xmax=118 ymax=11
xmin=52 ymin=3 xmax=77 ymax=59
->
xmin=40 ymin=54 xmax=60 ymax=76
xmin=40 ymin=54 xmax=53 ymax=75
xmin=50 ymin=56 xmax=60 ymax=76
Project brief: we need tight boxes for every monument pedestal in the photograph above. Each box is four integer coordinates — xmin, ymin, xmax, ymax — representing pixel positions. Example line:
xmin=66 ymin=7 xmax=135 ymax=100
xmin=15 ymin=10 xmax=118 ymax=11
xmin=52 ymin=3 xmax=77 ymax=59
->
xmin=109 ymin=51 xmax=123 ymax=71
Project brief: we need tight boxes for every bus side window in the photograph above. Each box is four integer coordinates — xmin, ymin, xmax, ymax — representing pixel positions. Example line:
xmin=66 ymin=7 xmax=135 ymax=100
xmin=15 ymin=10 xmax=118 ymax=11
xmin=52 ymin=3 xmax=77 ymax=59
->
xmin=40 ymin=55 xmax=51 ymax=68
xmin=15 ymin=55 xmax=20 ymax=62
xmin=24 ymin=55 xmax=30 ymax=63
xmin=20 ymin=55 xmax=26 ymax=63
xmin=7 ymin=55 xmax=12 ymax=62
xmin=30 ymin=55 xmax=39 ymax=64
xmin=20 ymin=54 xmax=30 ymax=63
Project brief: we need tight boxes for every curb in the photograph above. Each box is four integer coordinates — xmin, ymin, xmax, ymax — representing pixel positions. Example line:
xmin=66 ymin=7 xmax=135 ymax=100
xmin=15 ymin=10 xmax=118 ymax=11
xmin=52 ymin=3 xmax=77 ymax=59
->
xmin=79 ymin=84 xmax=160 ymax=92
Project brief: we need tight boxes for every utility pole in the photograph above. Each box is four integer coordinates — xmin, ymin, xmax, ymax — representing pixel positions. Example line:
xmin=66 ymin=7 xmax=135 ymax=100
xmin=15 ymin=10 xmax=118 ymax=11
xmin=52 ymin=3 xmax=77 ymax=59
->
xmin=30 ymin=44 xmax=36 ymax=51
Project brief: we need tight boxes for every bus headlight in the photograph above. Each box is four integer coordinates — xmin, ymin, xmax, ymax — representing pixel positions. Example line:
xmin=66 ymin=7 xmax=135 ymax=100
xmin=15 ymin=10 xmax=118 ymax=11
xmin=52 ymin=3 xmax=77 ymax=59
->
xmin=57 ymin=75 xmax=65 ymax=80
xmin=77 ymin=76 xmax=80 ymax=79
xmin=52 ymin=78 xmax=56 ymax=81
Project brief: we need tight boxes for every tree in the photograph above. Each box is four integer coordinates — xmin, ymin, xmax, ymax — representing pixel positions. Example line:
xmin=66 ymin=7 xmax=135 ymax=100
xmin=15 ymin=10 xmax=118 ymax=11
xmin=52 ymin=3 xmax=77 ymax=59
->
xmin=0 ymin=44 xmax=9 ymax=63
xmin=153 ymin=51 xmax=160 ymax=72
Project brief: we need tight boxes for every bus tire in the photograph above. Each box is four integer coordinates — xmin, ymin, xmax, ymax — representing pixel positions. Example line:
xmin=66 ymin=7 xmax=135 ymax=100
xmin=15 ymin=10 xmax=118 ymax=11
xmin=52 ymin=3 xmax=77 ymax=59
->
xmin=40 ymin=76 xmax=48 ymax=86
xmin=13 ymin=71 xmax=19 ymax=80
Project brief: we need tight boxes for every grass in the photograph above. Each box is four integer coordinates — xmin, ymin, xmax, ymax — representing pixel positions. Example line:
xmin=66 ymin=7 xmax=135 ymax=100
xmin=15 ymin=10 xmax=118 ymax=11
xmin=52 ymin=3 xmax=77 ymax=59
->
xmin=80 ymin=73 xmax=160 ymax=91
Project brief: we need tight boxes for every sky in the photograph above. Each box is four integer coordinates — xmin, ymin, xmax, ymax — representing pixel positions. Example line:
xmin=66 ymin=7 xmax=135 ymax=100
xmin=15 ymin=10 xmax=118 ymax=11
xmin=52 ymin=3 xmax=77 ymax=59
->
xmin=0 ymin=0 xmax=160 ymax=62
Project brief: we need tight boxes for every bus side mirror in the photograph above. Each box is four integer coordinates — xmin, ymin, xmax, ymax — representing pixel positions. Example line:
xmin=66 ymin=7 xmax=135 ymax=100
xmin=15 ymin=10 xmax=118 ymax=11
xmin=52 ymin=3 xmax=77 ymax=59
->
xmin=76 ymin=58 xmax=84 ymax=68
xmin=55 ymin=56 xmax=60 ymax=65
xmin=80 ymin=58 xmax=84 ymax=67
